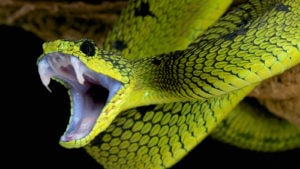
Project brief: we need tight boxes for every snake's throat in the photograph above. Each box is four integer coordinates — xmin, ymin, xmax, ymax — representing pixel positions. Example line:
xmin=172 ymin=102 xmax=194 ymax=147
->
xmin=37 ymin=53 xmax=122 ymax=142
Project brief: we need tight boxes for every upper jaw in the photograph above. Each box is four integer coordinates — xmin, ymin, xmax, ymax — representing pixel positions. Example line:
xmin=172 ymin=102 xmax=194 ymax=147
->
xmin=37 ymin=52 xmax=123 ymax=143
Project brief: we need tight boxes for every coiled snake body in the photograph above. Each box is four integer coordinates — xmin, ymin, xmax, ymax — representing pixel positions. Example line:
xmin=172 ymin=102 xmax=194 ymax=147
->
xmin=37 ymin=0 xmax=300 ymax=168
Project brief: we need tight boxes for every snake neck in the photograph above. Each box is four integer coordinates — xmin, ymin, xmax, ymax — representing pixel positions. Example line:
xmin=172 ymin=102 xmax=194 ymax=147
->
xmin=128 ymin=0 xmax=300 ymax=106
xmin=131 ymin=51 xmax=207 ymax=103
xmin=131 ymin=49 xmax=241 ymax=105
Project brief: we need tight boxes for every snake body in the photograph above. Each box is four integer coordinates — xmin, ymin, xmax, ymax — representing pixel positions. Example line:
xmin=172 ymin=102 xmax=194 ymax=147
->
xmin=37 ymin=0 xmax=300 ymax=168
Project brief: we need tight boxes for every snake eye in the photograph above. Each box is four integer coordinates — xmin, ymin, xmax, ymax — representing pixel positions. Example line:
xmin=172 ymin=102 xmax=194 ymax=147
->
xmin=80 ymin=40 xmax=96 ymax=56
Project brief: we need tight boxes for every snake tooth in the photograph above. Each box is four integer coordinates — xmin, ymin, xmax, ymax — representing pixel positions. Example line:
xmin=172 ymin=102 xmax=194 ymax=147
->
xmin=37 ymin=0 xmax=300 ymax=168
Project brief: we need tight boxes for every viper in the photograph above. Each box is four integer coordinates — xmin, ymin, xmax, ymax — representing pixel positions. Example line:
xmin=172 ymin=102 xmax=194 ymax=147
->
xmin=37 ymin=0 xmax=300 ymax=168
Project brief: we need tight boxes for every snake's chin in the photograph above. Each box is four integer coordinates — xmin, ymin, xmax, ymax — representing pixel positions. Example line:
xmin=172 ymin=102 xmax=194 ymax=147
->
xmin=37 ymin=52 xmax=122 ymax=142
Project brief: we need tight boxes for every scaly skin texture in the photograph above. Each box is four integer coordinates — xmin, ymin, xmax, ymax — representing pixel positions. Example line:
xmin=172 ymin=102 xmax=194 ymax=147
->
xmin=85 ymin=86 xmax=255 ymax=169
xmin=104 ymin=0 xmax=233 ymax=59
xmin=37 ymin=0 xmax=300 ymax=169
xmin=211 ymin=98 xmax=300 ymax=152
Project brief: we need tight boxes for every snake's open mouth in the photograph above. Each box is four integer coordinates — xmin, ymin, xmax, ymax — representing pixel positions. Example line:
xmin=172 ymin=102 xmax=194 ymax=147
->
xmin=37 ymin=53 xmax=122 ymax=142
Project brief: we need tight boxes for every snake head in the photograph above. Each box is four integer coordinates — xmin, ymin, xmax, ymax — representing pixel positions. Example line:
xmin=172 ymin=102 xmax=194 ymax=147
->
xmin=37 ymin=39 xmax=139 ymax=148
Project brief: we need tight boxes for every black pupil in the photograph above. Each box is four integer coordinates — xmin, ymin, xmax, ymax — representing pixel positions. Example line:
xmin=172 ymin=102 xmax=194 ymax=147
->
xmin=80 ymin=40 xmax=95 ymax=56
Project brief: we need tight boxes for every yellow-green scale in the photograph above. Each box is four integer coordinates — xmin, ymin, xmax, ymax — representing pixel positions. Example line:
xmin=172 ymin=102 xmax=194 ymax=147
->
xmin=131 ymin=0 xmax=300 ymax=101
xmin=85 ymin=86 xmax=255 ymax=169
xmin=83 ymin=0 xmax=300 ymax=168
xmin=37 ymin=0 xmax=300 ymax=168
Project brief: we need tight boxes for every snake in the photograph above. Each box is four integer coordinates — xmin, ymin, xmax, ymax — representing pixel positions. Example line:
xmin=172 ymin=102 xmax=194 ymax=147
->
xmin=37 ymin=0 xmax=300 ymax=168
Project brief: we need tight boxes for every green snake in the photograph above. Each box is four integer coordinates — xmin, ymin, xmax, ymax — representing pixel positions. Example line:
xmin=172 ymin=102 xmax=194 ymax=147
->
xmin=37 ymin=0 xmax=300 ymax=168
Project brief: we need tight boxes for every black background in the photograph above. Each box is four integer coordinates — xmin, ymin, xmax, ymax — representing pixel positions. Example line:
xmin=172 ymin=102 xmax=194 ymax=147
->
xmin=2 ymin=25 xmax=299 ymax=168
